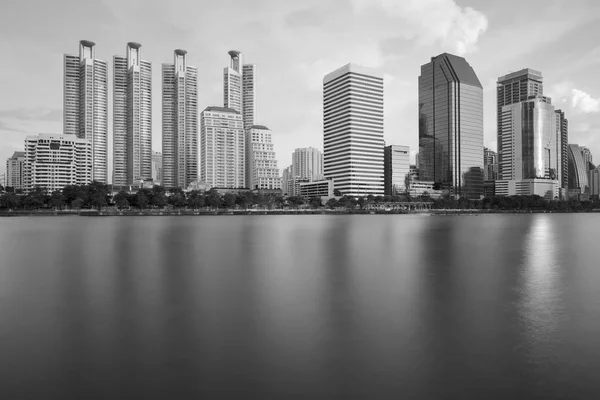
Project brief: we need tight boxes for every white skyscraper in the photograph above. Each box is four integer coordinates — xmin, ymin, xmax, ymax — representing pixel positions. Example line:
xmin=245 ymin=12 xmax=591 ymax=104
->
xmin=323 ymin=63 xmax=384 ymax=196
xmin=6 ymin=151 xmax=25 ymax=190
xmin=292 ymin=147 xmax=323 ymax=182
xmin=200 ymin=107 xmax=245 ymax=189
xmin=246 ymin=125 xmax=281 ymax=190
xmin=162 ymin=49 xmax=198 ymax=189
xmin=64 ymin=40 xmax=108 ymax=183
xmin=224 ymin=50 xmax=256 ymax=129
xmin=23 ymin=134 xmax=92 ymax=192
xmin=113 ymin=42 xmax=152 ymax=187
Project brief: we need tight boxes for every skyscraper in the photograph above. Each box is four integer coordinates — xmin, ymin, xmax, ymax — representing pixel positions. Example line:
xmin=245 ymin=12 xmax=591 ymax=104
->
xmin=23 ymin=134 xmax=92 ymax=192
xmin=384 ymin=145 xmax=410 ymax=196
xmin=223 ymin=51 xmax=256 ymax=129
xmin=246 ymin=125 xmax=280 ymax=190
xmin=292 ymin=147 xmax=323 ymax=182
xmin=581 ymin=146 xmax=593 ymax=168
xmin=200 ymin=107 xmax=245 ymax=189
xmin=418 ymin=53 xmax=484 ymax=199
xmin=6 ymin=151 xmax=25 ymax=190
xmin=496 ymin=96 xmax=560 ymax=197
xmin=323 ymin=63 xmax=384 ymax=197
xmin=483 ymin=147 xmax=498 ymax=181
xmin=497 ymin=69 xmax=543 ymax=179
xmin=64 ymin=40 xmax=108 ymax=182
xmin=555 ymin=110 xmax=569 ymax=189
xmin=113 ymin=42 xmax=152 ymax=187
xmin=568 ymin=144 xmax=589 ymax=192
xmin=152 ymin=151 xmax=163 ymax=185
xmin=162 ymin=49 xmax=198 ymax=189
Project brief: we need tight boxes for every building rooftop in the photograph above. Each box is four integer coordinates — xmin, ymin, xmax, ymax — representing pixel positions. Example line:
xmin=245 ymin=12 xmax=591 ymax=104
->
xmin=11 ymin=151 xmax=25 ymax=159
xmin=127 ymin=42 xmax=142 ymax=49
xmin=433 ymin=53 xmax=483 ymax=89
xmin=80 ymin=40 xmax=96 ymax=48
xmin=203 ymin=106 xmax=240 ymax=114
xmin=175 ymin=49 xmax=187 ymax=56
xmin=250 ymin=124 xmax=270 ymax=130
xmin=324 ymin=63 xmax=383 ymax=84
xmin=498 ymin=68 xmax=543 ymax=83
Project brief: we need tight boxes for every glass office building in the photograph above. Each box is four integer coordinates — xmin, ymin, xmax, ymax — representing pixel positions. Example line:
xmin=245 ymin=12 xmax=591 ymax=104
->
xmin=418 ymin=53 xmax=484 ymax=199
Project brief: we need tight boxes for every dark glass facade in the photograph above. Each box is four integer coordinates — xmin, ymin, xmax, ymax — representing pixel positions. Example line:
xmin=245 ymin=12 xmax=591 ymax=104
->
xmin=418 ymin=53 xmax=484 ymax=199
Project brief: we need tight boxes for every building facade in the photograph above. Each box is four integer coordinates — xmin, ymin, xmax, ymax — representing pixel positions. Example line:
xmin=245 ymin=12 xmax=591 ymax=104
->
xmin=246 ymin=125 xmax=281 ymax=190
xmin=299 ymin=179 xmax=334 ymax=199
xmin=223 ymin=51 xmax=256 ymax=129
xmin=323 ymin=63 xmax=384 ymax=197
xmin=200 ymin=107 xmax=245 ymax=189
xmin=6 ymin=151 xmax=25 ymax=190
xmin=162 ymin=49 xmax=198 ymax=189
xmin=152 ymin=151 xmax=162 ymax=185
xmin=483 ymin=147 xmax=498 ymax=181
xmin=581 ymin=146 xmax=593 ymax=168
xmin=555 ymin=110 xmax=569 ymax=189
xmin=588 ymin=168 xmax=600 ymax=197
xmin=23 ymin=134 xmax=92 ymax=192
xmin=292 ymin=147 xmax=323 ymax=182
xmin=418 ymin=53 xmax=484 ymax=199
xmin=495 ymin=179 xmax=558 ymax=198
xmin=113 ymin=42 xmax=152 ymax=187
xmin=496 ymin=69 xmax=543 ymax=181
xmin=384 ymin=145 xmax=410 ymax=196
xmin=568 ymin=144 xmax=589 ymax=192
xmin=64 ymin=40 xmax=108 ymax=182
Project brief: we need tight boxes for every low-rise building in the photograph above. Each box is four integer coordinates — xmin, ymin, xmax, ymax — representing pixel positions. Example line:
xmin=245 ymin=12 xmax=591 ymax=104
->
xmin=495 ymin=179 xmax=559 ymax=199
xmin=299 ymin=179 xmax=334 ymax=199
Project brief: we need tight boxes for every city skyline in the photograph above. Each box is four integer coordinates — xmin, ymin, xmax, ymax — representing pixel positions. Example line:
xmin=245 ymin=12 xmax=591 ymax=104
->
xmin=1 ymin=1 xmax=600 ymax=181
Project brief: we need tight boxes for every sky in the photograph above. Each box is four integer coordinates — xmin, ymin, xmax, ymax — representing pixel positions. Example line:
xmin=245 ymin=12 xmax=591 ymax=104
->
xmin=1 ymin=0 xmax=600 ymax=182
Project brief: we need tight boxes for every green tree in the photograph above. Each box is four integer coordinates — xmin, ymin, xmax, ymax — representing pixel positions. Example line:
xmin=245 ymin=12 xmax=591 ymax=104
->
xmin=170 ymin=192 xmax=187 ymax=208
xmin=326 ymin=198 xmax=339 ymax=209
xmin=207 ymin=190 xmax=222 ymax=208
xmin=334 ymin=189 xmax=342 ymax=196
xmin=113 ymin=191 xmax=130 ymax=210
xmin=136 ymin=190 xmax=149 ymax=209
xmin=72 ymin=198 xmax=84 ymax=209
xmin=224 ymin=192 xmax=237 ymax=209
xmin=50 ymin=191 xmax=65 ymax=210
xmin=309 ymin=196 xmax=322 ymax=208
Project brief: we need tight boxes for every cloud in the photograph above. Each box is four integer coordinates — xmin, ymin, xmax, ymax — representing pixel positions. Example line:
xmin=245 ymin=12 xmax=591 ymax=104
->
xmin=352 ymin=0 xmax=488 ymax=55
xmin=0 ymin=107 xmax=62 ymax=121
xmin=571 ymin=89 xmax=600 ymax=113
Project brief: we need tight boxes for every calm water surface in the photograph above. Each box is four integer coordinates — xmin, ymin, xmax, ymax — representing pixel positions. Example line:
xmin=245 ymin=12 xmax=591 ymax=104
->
xmin=1 ymin=214 xmax=600 ymax=399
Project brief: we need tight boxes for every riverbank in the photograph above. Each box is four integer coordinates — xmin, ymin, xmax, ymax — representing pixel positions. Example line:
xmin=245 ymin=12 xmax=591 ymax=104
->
xmin=2 ymin=208 xmax=600 ymax=216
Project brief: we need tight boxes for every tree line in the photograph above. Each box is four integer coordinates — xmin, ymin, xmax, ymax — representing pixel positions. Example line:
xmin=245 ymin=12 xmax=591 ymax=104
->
xmin=1 ymin=182 xmax=598 ymax=212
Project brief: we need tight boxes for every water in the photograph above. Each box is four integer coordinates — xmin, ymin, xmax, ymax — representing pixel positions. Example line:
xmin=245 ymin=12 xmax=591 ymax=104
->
xmin=1 ymin=214 xmax=600 ymax=399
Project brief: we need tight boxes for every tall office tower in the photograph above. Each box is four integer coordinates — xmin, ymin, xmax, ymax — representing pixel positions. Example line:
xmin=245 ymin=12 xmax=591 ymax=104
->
xmin=555 ymin=110 xmax=569 ymax=188
xmin=384 ymin=145 xmax=410 ymax=196
xmin=64 ymin=40 xmax=108 ymax=182
xmin=496 ymin=69 xmax=543 ymax=179
xmin=6 ymin=151 xmax=25 ymax=190
xmin=113 ymin=42 xmax=152 ymax=187
xmin=483 ymin=147 xmax=498 ymax=181
xmin=323 ymin=63 xmax=384 ymax=197
xmin=223 ymin=51 xmax=257 ymax=129
xmin=23 ymin=134 xmax=92 ymax=192
xmin=415 ymin=153 xmax=419 ymax=169
xmin=581 ymin=146 xmax=593 ymax=168
xmin=246 ymin=125 xmax=281 ymax=190
xmin=152 ymin=151 xmax=162 ymax=185
xmin=162 ymin=49 xmax=198 ymax=189
xmin=588 ymin=168 xmax=600 ymax=196
xmin=496 ymin=96 xmax=560 ymax=197
xmin=281 ymin=165 xmax=292 ymax=195
xmin=200 ymin=107 xmax=245 ymax=188
xmin=568 ymin=144 xmax=589 ymax=192
xmin=292 ymin=147 xmax=323 ymax=182
xmin=418 ymin=53 xmax=484 ymax=199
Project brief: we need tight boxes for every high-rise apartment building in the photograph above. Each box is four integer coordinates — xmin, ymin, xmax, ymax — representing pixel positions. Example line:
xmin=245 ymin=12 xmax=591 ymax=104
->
xmin=418 ymin=53 xmax=484 ymax=199
xmin=23 ymin=134 xmax=92 ymax=192
xmin=292 ymin=147 xmax=323 ymax=182
xmin=152 ymin=151 xmax=162 ymax=185
xmin=200 ymin=107 xmax=245 ymax=189
xmin=581 ymin=146 xmax=593 ymax=168
xmin=384 ymin=145 xmax=410 ymax=196
xmin=246 ymin=125 xmax=280 ymax=190
xmin=113 ymin=42 xmax=152 ymax=187
xmin=568 ymin=144 xmax=589 ymax=192
xmin=496 ymin=96 xmax=560 ymax=197
xmin=323 ymin=63 xmax=384 ymax=197
xmin=281 ymin=166 xmax=292 ymax=196
xmin=555 ymin=110 xmax=569 ymax=188
xmin=162 ymin=49 xmax=198 ymax=189
xmin=483 ymin=147 xmax=498 ymax=181
xmin=6 ymin=151 xmax=25 ymax=190
xmin=223 ymin=51 xmax=256 ymax=129
xmin=64 ymin=40 xmax=108 ymax=182
xmin=497 ymin=69 xmax=543 ymax=179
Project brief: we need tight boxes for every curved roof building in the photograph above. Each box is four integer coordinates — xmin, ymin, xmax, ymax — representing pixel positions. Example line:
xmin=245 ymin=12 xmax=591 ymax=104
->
xmin=568 ymin=144 xmax=589 ymax=192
